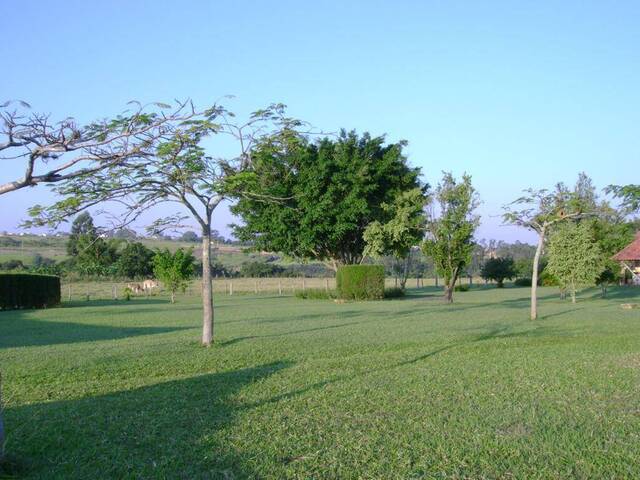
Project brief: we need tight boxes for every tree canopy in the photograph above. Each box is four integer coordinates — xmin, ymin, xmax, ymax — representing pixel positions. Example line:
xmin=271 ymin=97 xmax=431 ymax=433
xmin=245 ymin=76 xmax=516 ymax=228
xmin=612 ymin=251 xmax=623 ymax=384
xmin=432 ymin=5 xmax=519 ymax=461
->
xmin=546 ymin=222 xmax=604 ymax=303
xmin=231 ymin=130 xmax=426 ymax=268
xmin=422 ymin=172 xmax=479 ymax=303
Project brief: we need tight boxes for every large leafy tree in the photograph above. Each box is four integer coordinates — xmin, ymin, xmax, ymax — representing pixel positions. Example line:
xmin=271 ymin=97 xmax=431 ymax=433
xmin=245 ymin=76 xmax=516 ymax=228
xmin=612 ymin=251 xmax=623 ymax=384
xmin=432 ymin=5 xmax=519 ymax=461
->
xmin=27 ymin=102 xmax=296 ymax=346
xmin=363 ymin=188 xmax=428 ymax=289
xmin=422 ymin=172 xmax=479 ymax=303
xmin=546 ymin=222 xmax=604 ymax=303
xmin=231 ymin=130 xmax=426 ymax=269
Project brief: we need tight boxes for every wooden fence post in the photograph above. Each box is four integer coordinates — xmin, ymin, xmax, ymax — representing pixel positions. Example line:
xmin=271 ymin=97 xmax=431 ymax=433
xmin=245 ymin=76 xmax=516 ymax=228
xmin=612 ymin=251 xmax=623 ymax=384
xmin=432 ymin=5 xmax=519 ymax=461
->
xmin=230 ymin=280 xmax=233 ymax=296
xmin=112 ymin=284 xmax=117 ymax=300
xmin=254 ymin=280 xmax=258 ymax=294
xmin=302 ymin=277 xmax=306 ymax=291
xmin=325 ymin=278 xmax=329 ymax=292
xmin=68 ymin=285 xmax=72 ymax=301
xmin=278 ymin=279 xmax=282 ymax=296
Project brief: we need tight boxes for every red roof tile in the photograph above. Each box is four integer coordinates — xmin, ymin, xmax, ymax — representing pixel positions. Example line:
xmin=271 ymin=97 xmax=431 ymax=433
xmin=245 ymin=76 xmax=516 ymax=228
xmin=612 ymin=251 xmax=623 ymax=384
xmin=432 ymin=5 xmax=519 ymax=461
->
xmin=613 ymin=232 xmax=640 ymax=261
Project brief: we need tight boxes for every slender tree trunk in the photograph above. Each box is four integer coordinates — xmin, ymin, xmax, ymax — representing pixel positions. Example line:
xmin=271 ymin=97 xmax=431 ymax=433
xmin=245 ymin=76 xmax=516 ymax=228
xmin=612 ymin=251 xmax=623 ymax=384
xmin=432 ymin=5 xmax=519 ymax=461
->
xmin=399 ymin=255 xmax=410 ymax=290
xmin=571 ymin=281 xmax=577 ymax=304
xmin=201 ymin=226 xmax=214 ymax=346
xmin=171 ymin=291 xmax=175 ymax=304
xmin=444 ymin=268 xmax=459 ymax=304
xmin=530 ymin=228 xmax=545 ymax=320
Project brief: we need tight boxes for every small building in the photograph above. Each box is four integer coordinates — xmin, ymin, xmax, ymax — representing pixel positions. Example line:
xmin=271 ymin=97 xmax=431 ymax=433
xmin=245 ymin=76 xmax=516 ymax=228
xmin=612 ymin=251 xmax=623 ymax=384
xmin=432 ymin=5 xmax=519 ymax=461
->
xmin=613 ymin=232 xmax=640 ymax=285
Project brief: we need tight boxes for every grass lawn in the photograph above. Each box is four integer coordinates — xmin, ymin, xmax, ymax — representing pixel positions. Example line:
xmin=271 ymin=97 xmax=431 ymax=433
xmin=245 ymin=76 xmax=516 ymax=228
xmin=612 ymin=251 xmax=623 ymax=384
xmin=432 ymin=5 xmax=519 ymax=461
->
xmin=1 ymin=286 xmax=640 ymax=479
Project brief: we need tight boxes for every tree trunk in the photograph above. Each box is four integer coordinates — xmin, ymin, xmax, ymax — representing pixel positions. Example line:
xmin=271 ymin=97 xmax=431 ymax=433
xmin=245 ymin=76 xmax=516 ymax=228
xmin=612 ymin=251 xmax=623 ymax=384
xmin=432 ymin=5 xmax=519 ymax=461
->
xmin=444 ymin=285 xmax=454 ymax=303
xmin=399 ymin=255 xmax=410 ymax=290
xmin=171 ymin=291 xmax=175 ymax=304
xmin=443 ymin=268 xmax=459 ymax=304
xmin=530 ymin=228 xmax=545 ymax=320
xmin=201 ymin=227 xmax=214 ymax=346
xmin=571 ymin=281 xmax=576 ymax=304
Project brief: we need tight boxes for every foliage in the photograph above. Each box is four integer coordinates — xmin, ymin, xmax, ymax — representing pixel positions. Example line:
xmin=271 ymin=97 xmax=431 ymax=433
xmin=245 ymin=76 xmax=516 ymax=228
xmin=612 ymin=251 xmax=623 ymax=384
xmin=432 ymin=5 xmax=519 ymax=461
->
xmin=480 ymin=257 xmax=516 ymax=287
xmin=422 ymin=172 xmax=479 ymax=303
xmin=363 ymin=188 xmax=428 ymax=259
xmin=232 ymin=130 xmax=426 ymax=267
xmin=294 ymin=288 xmax=339 ymax=300
xmin=336 ymin=264 xmax=385 ymax=300
xmin=180 ymin=231 xmax=200 ymax=242
xmin=152 ymin=248 xmax=195 ymax=303
xmin=513 ymin=277 xmax=532 ymax=287
xmin=114 ymin=242 xmax=155 ymax=279
xmin=0 ymin=259 xmax=25 ymax=271
xmin=383 ymin=287 xmax=406 ymax=298
xmin=0 ymin=273 xmax=60 ymax=310
xmin=67 ymin=212 xmax=97 ymax=256
xmin=606 ymin=184 xmax=640 ymax=213
xmin=546 ymin=222 xmax=605 ymax=302
xmin=363 ymin=188 xmax=428 ymax=288
xmin=239 ymin=261 xmax=285 ymax=278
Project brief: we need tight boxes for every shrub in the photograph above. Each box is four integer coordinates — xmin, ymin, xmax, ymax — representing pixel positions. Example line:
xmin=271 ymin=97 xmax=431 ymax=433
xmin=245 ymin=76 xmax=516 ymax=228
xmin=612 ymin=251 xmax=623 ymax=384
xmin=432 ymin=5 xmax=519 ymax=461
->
xmin=514 ymin=278 xmax=532 ymax=287
xmin=480 ymin=257 xmax=516 ymax=287
xmin=295 ymin=289 xmax=338 ymax=300
xmin=384 ymin=287 xmax=405 ymax=298
xmin=336 ymin=265 xmax=385 ymax=300
xmin=454 ymin=284 xmax=470 ymax=292
xmin=0 ymin=273 xmax=61 ymax=310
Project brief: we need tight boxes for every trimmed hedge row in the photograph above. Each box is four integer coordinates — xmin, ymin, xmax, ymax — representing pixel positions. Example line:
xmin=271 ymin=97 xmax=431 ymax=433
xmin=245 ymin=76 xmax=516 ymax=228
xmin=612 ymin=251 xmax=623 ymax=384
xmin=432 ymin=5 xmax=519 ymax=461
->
xmin=0 ymin=273 xmax=61 ymax=310
xmin=336 ymin=265 xmax=385 ymax=300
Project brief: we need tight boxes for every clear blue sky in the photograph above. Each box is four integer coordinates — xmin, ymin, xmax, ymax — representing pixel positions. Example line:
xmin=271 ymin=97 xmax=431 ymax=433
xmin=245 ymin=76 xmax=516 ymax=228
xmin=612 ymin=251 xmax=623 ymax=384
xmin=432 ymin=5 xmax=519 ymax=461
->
xmin=2 ymin=0 xmax=639 ymax=243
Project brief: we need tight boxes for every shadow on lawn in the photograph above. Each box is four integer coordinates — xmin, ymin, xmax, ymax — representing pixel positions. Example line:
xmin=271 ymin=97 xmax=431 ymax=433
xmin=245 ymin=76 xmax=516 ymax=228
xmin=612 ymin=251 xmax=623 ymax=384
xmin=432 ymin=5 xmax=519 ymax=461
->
xmin=6 ymin=361 xmax=291 ymax=479
xmin=0 ymin=311 xmax=190 ymax=349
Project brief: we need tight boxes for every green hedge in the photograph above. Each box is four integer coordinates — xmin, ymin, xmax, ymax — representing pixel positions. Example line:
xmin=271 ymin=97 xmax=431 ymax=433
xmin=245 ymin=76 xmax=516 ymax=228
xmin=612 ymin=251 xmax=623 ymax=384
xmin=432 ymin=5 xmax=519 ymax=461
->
xmin=0 ymin=273 xmax=61 ymax=310
xmin=336 ymin=265 xmax=385 ymax=300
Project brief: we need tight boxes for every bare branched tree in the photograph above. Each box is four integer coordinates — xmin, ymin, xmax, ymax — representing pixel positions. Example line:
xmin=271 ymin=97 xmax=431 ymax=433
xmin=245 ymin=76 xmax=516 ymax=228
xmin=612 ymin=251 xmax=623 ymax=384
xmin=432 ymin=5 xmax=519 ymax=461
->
xmin=0 ymin=100 xmax=199 ymax=195
xmin=27 ymin=102 xmax=303 ymax=346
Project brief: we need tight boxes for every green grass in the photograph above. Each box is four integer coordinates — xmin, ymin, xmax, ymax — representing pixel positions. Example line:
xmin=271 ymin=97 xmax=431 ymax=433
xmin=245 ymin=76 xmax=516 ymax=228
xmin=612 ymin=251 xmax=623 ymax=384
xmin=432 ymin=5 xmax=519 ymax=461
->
xmin=1 ymin=286 xmax=640 ymax=478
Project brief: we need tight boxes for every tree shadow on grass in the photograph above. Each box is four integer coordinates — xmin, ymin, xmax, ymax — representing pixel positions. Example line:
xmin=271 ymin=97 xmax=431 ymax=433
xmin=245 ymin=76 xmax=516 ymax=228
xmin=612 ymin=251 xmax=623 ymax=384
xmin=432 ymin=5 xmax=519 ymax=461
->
xmin=6 ymin=361 xmax=291 ymax=479
xmin=0 ymin=311 xmax=191 ymax=349
xmin=218 ymin=320 xmax=368 ymax=346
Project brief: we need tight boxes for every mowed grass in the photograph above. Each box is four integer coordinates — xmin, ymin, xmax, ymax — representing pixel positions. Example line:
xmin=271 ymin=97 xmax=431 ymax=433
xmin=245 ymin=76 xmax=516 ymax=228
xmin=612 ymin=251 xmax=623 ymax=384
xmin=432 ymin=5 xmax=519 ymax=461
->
xmin=1 ymin=286 xmax=640 ymax=479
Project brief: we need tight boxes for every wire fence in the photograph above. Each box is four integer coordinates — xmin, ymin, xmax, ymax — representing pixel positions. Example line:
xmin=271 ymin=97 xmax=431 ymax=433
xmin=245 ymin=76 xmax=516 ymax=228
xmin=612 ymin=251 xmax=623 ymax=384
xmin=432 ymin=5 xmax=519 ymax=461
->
xmin=60 ymin=276 xmax=484 ymax=302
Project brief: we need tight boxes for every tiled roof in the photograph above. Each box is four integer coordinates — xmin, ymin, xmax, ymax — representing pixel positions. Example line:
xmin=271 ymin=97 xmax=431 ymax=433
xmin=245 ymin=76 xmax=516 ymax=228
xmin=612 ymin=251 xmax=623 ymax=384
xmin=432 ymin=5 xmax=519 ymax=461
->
xmin=613 ymin=232 xmax=640 ymax=261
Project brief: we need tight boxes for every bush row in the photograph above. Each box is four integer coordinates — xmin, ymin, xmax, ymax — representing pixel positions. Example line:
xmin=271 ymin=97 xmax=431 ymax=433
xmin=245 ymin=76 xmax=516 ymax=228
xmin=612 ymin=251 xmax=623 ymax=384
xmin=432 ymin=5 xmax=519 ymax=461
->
xmin=336 ymin=265 xmax=385 ymax=300
xmin=0 ymin=273 xmax=61 ymax=310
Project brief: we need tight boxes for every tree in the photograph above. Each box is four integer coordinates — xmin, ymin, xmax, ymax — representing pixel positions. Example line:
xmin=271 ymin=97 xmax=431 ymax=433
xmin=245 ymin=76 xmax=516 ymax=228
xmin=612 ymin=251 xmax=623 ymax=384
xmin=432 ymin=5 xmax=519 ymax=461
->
xmin=115 ymin=242 xmax=155 ymax=279
xmin=153 ymin=248 xmax=195 ymax=303
xmin=422 ymin=173 xmax=479 ymax=303
xmin=27 ymin=102 xmax=296 ymax=346
xmin=546 ymin=222 xmax=604 ymax=303
xmin=363 ymin=188 xmax=428 ymax=289
xmin=481 ymin=257 xmax=516 ymax=287
xmin=607 ymin=184 xmax=640 ymax=213
xmin=503 ymin=178 xmax=595 ymax=319
xmin=67 ymin=212 xmax=98 ymax=256
xmin=0 ymin=100 xmax=201 ymax=195
xmin=231 ymin=130 xmax=426 ymax=269
xmin=180 ymin=231 xmax=200 ymax=242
